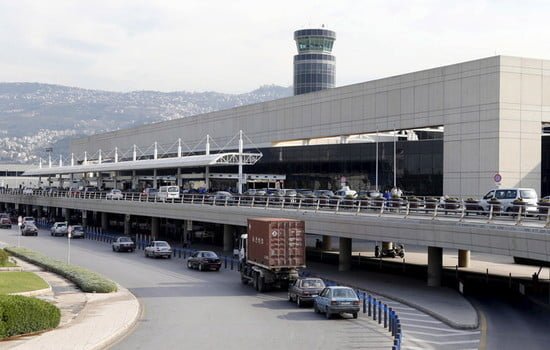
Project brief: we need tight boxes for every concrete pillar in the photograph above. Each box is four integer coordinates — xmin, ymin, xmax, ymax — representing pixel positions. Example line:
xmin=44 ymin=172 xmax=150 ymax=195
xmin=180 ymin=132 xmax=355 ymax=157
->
xmin=338 ymin=237 xmax=352 ymax=272
xmin=223 ymin=224 xmax=235 ymax=252
xmin=151 ymin=217 xmax=159 ymax=240
xmin=25 ymin=205 xmax=31 ymax=216
xmin=427 ymin=246 xmax=443 ymax=287
xmin=382 ymin=241 xmax=393 ymax=250
xmin=82 ymin=210 xmax=88 ymax=228
xmin=0 ymin=202 xmax=5 ymax=212
xmin=153 ymin=169 xmax=158 ymax=189
xmin=113 ymin=171 xmax=118 ymax=190
xmin=101 ymin=212 xmax=108 ymax=231
xmin=131 ymin=170 xmax=137 ymax=190
xmin=97 ymin=173 xmax=103 ymax=190
xmin=36 ymin=205 xmax=43 ymax=218
xmin=124 ymin=214 xmax=131 ymax=235
xmin=322 ymin=235 xmax=332 ymax=250
xmin=458 ymin=249 xmax=471 ymax=268
xmin=177 ymin=168 xmax=182 ymax=187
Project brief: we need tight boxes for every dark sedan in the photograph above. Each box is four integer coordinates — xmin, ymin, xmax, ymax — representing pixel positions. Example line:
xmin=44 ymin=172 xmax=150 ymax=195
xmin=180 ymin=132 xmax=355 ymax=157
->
xmin=288 ymin=277 xmax=326 ymax=307
xmin=21 ymin=222 xmax=38 ymax=236
xmin=187 ymin=251 xmax=222 ymax=271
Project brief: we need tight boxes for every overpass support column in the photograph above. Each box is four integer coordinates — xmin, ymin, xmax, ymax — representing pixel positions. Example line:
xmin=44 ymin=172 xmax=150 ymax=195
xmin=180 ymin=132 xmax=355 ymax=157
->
xmin=223 ymin=224 xmax=235 ymax=252
xmin=153 ymin=169 xmax=158 ymax=189
xmin=322 ymin=235 xmax=332 ymax=250
xmin=101 ymin=212 xmax=108 ymax=231
xmin=0 ymin=202 xmax=5 ymax=212
xmin=62 ymin=208 xmax=71 ymax=222
xmin=81 ymin=211 xmax=88 ymax=228
xmin=124 ymin=214 xmax=131 ymax=235
xmin=131 ymin=171 xmax=137 ymax=190
xmin=427 ymin=246 xmax=443 ymax=287
xmin=338 ymin=237 xmax=352 ymax=272
xmin=458 ymin=249 xmax=470 ymax=268
xmin=25 ymin=205 xmax=31 ymax=216
xmin=35 ymin=205 xmax=43 ymax=217
xmin=382 ymin=241 xmax=393 ymax=250
xmin=151 ymin=217 xmax=159 ymax=240
xmin=177 ymin=168 xmax=182 ymax=187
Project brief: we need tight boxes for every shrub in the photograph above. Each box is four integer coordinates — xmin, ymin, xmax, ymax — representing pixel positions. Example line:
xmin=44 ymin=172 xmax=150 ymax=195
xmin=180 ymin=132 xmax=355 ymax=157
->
xmin=0 ymin=249 xmax=8 ymax=266
xmin=4 ymin=247 xmax=117 ymax=293
xmin=0 ymin=294 xmax=60 ymax=339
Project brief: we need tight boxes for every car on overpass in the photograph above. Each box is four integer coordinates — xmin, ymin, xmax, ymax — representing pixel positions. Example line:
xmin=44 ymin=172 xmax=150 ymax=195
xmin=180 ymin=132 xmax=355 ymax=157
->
xmin=106 ymin=189 xmax=124 ymax=200
xmin=313 ymin=286 xmax=360 ymax=319
xmin=186 ymin=251 xmax=221 ymax=271
xmin=144 ymin=241 xmax=172 ymax=259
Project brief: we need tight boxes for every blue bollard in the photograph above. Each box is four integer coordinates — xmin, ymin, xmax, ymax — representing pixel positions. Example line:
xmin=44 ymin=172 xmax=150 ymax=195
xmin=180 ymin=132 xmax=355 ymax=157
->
xmin=384 ymin=304 xmax=388 ymax=328
xmin=368 ymin=295 xmax=372 ymax=316
xmin=378 ymin=300 xmax=382 ymax=324
xmin=224 ymin=256 xmax=227 ymax=269
xmin=362 ymin=293 xmax=366 ymax=313
xmin=178 ymin=249 xmax=181 ymax=258
xmin=373 ymin=298 xmax=377 ymax=320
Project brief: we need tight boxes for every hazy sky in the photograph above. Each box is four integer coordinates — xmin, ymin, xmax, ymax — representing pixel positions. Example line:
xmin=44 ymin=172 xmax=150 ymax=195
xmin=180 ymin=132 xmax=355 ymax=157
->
xmin=1 ymin=0 xmax=550 ymax=93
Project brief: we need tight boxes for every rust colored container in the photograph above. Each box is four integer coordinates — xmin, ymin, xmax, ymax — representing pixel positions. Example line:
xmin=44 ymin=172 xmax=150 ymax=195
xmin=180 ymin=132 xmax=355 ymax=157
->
xmin=247 ymin=218 xmax=306 ymax=269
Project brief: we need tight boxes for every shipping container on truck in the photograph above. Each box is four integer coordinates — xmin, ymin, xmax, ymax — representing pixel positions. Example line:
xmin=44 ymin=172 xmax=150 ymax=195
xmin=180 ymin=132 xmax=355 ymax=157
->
xmin=239 ymin=218 xmax=305 ymax=292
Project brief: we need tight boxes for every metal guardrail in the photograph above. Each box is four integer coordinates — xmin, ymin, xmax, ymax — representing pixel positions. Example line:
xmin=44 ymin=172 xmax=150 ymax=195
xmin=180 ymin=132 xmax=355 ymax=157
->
xmin=4 ymin=188 xmax=550 ymax=228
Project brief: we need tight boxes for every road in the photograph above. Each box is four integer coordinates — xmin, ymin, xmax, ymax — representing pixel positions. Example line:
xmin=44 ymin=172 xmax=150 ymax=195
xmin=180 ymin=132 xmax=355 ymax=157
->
xmin=0 ymin=227 xmax=393 ymax=350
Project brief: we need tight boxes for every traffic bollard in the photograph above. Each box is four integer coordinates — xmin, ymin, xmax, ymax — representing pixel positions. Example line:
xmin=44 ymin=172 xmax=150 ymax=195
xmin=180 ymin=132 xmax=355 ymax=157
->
xmin=231 ymin=258 xmax=234 ymax=270
xmin=173 ymin=250 xmax=176 ymax=258
xmin=224 ymin=256 xmax=227 ymax=269
xmin=178 ymin=250 xmax=181 ymax=258
xmin=368 ymin=295 xmax=372 ymax=316
xmin=362 ymin=293 xmax=366 ymax=314
xmin=389 ymin=310 xmax=392 ymax=333
xmin=378 ymin=300 xmax=382 ymax=324
xmin=384 ymin=304 xmax=388 ymax=328
xmin=184 ymin=250 xmax=187 ymax=259
xmin=373 ymin=298 xmax=377 ymax=320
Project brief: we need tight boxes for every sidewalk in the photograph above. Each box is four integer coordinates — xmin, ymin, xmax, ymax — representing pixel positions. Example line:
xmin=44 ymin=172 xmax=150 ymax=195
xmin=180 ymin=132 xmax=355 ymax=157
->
xmin=305 ymin=261 xmax=479 ymax=330
xmin=0 ymin=258 xmax=140 ymax=350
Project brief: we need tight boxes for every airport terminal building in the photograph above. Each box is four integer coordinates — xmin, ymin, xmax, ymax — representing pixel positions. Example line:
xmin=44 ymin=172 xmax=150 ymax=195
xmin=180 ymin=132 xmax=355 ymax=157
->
xmin=66 ymin=55 xmax=550 ymax=198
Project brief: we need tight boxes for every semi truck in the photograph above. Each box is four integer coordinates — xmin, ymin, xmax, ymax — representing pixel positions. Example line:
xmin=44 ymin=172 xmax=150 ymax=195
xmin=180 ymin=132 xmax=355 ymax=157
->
xmin=239 ymin=218 xmax=306 ymax=292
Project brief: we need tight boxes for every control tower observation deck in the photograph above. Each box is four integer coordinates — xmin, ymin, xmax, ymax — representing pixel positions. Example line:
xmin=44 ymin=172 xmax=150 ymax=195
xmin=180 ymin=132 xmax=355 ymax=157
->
xmin=293 ymin=28 xmax=336 ymax=95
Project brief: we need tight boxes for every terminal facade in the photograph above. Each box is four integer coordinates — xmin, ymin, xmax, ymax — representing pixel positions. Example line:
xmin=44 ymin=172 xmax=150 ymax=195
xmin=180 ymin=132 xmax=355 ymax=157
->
xmin=68 ymin=56 xmax=550 ymax=198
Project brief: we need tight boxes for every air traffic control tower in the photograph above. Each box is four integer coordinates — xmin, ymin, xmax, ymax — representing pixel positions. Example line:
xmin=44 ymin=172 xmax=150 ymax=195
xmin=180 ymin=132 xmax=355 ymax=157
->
xmin=293 ymin=28 xmax=336 ymax=95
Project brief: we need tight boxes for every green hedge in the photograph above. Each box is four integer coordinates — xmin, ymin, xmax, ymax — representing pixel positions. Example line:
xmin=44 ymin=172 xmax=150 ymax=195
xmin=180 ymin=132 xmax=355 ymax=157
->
xmin=0 ymin=249 xmax=8 ymax=265
xmin=5 ymin=247 xmax=117 ymax=293
xmin=0 ymin=294 xmax=60 ymax=339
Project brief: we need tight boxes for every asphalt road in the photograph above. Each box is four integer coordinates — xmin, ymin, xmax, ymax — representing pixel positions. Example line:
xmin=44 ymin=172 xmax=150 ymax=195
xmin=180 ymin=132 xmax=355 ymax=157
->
xmin=0 ymin=227 xmax=393 ymax=350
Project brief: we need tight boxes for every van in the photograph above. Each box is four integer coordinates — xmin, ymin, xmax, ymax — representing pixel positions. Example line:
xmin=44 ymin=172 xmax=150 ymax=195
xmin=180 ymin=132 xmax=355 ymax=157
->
xmin=157 ymin=186 xmax=180 ymax=201
xmin=480 ymin=188 xmax=538 ymax=213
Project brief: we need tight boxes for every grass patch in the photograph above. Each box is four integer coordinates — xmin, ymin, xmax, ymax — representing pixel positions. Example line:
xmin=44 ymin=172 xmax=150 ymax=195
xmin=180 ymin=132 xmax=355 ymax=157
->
xmin=5 ymin=247 xmax=117 ymax=293
xmin=0 ymin=295 xmax=60 ymax=339
xmin=0 ymin=261 xmax=16 ymax=268
xmin=0 ymin=272 xmax=49 ymax=294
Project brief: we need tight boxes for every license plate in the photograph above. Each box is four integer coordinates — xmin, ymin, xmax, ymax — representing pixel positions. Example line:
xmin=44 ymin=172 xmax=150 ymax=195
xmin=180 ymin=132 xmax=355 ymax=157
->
xmin=341 ymin=302 xmax=351 ymax=305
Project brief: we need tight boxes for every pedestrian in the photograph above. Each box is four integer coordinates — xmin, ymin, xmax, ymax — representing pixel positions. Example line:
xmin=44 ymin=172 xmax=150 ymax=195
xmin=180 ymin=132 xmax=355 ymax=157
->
xmin=396 ymin=187 xmax=403 ymax=198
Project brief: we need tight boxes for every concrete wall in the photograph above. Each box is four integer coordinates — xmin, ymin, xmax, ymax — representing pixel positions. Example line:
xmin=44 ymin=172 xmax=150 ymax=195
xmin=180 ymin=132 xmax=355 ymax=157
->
xmin=70 ymin=55 xmax=550 ymax=197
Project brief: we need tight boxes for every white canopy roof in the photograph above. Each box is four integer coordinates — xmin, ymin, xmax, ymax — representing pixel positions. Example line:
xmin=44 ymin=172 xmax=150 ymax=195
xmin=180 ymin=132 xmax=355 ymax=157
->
xmin=24 ymin=152 xmax=262 ymax=176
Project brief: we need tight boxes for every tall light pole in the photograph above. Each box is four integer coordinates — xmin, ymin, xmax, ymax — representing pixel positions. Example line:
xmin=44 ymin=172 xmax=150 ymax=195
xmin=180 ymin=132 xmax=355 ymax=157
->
xmin=393 ymin=128 xmax=397 ymax=189
xmin=375 ymin=130 xmax=379 ymax=192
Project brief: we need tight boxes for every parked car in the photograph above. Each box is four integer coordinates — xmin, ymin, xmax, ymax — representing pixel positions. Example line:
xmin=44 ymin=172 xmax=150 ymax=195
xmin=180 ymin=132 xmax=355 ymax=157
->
xmin=22 ymin=188 xmax=34 ymax=195
xmin=50 ymin=222 xmax=68 ymax=237
xmin=157 ymin=186 xmax=180 ymax=201
xmin=187 ymin=251 xmax=222 ymax=271
xmin=69 ymin=225 xmax=85 ymax=239
xmin=112 ymin=236 xmax=136 ymax=252
xmin=288 ymin=277 xmax=326 ymax=307
xmin=480 ymin=188 xmax=538 ymax=213
xmin=21 ymin=222 xmax=38 ymax=236
xmin=106 ymin=189 xmax=124 ymax=200
xmin=313 ymin=286 xmax=360 ymax=319
xmin=144 ymin=241 xmax=172 ymax=258
xmin=0 ymin=217 xmax=12 ymax=229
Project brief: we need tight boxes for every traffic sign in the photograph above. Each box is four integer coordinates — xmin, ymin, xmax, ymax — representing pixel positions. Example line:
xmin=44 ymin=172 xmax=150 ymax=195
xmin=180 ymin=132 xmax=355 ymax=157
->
xmin=493 ymin=173 xmax=502 ymax=183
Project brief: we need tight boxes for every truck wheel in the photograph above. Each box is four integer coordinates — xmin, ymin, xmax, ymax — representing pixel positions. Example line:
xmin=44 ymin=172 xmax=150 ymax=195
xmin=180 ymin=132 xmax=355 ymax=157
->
xmin=253 ymin=275 xmax=258 ymax=290
xmin=199 ymin=263 xmax=203 ymax=271
xmin=257 ymin=277 xmax=265 ymax=293
xmin=187 ymin=261 xmax=192 ymax=269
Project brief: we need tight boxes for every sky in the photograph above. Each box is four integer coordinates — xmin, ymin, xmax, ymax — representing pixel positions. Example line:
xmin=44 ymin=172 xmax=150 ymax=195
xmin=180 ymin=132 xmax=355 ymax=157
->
xmin=1 ymin=0 xmax=550 ymax=93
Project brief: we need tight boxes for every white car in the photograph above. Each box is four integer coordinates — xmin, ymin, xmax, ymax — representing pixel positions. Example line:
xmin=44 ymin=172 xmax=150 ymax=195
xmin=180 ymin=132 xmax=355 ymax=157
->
xmin=50 ymin=222 xmax=68 ymax=237
xmin=22 ymin=188 xmax=34 ymax=195
xmin=23 ymin=216 xmax=35 ymax=225
xmin=144 ymin=241 xmax=172 ymax=259
xmin=480 ymin=188 xmax=538 ymax=213
xmin=105 ymin=189 xmax=124 ymax=200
